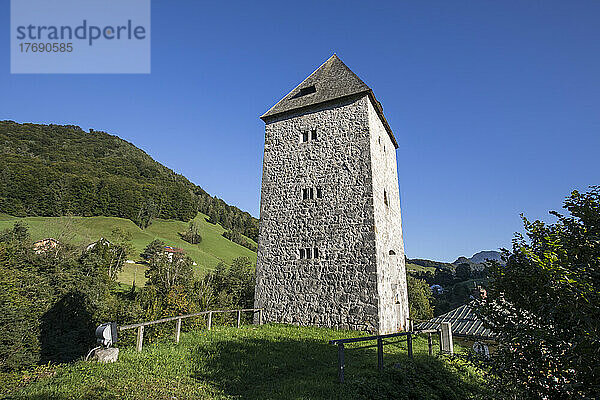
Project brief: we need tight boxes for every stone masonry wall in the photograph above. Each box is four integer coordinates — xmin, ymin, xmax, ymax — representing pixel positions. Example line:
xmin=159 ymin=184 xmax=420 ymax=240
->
xmin=367 ymin=99 xmax=410 ymax=333
xmin=255 ymin=94 xmax=381 ymax=332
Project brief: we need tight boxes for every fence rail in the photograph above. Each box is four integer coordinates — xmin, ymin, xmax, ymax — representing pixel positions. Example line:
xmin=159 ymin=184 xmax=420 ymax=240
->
xmin=119 ymin=308 xmax=263 ymax=352
xmin=330 ymin=328 xmax=442 ymax=383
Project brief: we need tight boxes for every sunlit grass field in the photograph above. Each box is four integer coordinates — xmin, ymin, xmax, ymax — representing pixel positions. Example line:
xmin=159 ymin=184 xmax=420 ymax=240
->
xmin=406 ymin=262 xmax=437 ymax=275
xmin=3 ymin=324 xmax=489 ymax=400
xmin=0 ymin=212 xmax=256 ymax=283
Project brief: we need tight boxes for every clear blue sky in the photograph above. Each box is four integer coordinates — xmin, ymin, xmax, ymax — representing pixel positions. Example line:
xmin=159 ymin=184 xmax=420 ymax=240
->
xmin=1 ymin=0 xmax=598 ymax=262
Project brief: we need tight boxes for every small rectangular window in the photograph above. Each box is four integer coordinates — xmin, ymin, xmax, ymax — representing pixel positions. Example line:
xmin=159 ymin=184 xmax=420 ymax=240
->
xmin=306 ymin=248 xmax=312 ymax=259
xmin=299 ymin=85 xmax=316 ymax=96
xmin=314 ymin=247 xmax=319 ymax=258
xmin=302 ymin=188 xmax=308 ymax=200
xmin=302 ymin=131 xmax=309 ymax=142
xmin=309 ymin=188 xmax=314 ymax=200
xmin=316 ymin=187 xmax=322 ymax=199
xmin=311 ymin=129 xmax=317 ymax=141
xmin=299 ymin=248 xmax=305 ymax=259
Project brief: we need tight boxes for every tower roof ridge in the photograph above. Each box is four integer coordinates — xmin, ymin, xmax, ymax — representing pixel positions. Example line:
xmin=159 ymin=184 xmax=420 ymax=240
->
xmin=261 ymin=54 xmax=370 ymax=120
xmin=261 ymin=54 xmax=398 ymax=148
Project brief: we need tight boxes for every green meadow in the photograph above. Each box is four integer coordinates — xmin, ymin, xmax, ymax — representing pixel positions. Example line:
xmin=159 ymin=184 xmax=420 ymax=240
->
xmin=3 ymin=324 xmax=489 ymax=400
xmin=0 ymin=212 xmax=256 ymax=284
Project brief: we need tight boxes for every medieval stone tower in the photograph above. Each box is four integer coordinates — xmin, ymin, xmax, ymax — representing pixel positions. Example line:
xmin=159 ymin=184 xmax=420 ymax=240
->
xmin=254 ymin=55 xmax=409 ymax=334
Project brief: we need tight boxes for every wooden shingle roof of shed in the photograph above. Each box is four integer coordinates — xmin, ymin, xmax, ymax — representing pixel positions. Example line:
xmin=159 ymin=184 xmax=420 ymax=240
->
xmin=261 ymin=54 xmax=398 ymax=148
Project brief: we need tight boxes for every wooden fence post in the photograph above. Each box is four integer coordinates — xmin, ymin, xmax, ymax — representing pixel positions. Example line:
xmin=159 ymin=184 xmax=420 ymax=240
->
xmin=427 ymin=332 xmax=433 ymax=356
xmin=136 ymin=325 xmax=144 ymax=352
xmin=237 ymin=310 xmax=241 ymax=328
xmin=377 ymin=338 xmax=384 ymax=371
xmin=338 ymin=343 xmax=345 ymax=383
xmin=208 ymin=311 xmax=213 ymax=331
xmin=175 ymin=318 xmax=182 ymax=343
xmin=259 ymin=309 xmax=263 ymax=325
xmin=407 ymin=332 xmax=413 ymax=359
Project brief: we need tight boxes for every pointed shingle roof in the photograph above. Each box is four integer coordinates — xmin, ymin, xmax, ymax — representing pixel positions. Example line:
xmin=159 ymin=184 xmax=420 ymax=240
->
xmin=261 ymin=55 xmax=398 ymax=148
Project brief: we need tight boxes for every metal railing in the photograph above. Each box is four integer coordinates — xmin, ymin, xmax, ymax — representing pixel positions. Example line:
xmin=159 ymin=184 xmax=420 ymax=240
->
xmin=119 ymin=308 xmax=264 ymax=352
xmin=329 ymin=329 xmax=441 ymax=383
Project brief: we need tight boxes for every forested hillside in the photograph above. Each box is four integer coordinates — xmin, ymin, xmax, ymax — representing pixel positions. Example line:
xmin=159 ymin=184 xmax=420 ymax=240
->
xmin=0 ymin=121 xmax=258 ymax=239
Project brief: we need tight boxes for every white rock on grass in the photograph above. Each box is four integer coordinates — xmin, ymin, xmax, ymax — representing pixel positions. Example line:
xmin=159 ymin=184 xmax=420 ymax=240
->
xmin=92 ymin=347 xmax=119 ymax=363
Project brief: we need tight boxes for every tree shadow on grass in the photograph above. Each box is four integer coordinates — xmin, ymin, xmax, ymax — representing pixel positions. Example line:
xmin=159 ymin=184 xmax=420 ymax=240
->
xmin=39 ymin=291 xmax=96 ymax=364
xmin=190 ymin=334 xmax=488 ymax=400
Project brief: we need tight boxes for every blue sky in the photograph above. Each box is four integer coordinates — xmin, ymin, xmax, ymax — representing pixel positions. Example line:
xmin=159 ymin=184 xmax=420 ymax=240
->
xmin=1 ymin=0 xmax=598 ymax=262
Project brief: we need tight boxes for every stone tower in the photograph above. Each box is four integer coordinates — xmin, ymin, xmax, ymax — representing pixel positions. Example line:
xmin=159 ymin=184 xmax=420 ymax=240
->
xmin=254 ymin=55 xmax=409 ymax=334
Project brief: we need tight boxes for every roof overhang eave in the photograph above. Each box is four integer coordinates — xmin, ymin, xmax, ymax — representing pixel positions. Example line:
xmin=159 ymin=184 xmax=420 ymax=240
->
xmin=260 ymin=90 xmax=399 ymax=149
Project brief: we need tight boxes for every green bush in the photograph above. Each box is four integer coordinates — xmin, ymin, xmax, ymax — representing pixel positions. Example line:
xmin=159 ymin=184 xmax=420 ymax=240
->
xmin=479 ymin=187 xmax=600 ymax=398
xmin=407 ymin=275 xmax=434 ymax=322
xmin=222 ymin=230 xmax=257 ymax=252
xmin=179 ymin=221 xmax=202 ymax=244
xmin=0 ymin=224 xmax=114 ymax=370
xmin=0 ymin=224 xmax=257 ymax=372
xmin=205 ymin=257 xmax=256 ymax=311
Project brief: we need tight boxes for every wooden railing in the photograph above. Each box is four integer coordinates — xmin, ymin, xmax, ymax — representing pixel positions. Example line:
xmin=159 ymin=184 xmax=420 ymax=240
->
xmin=119 ymin=308 xmax=264 ymax=352
xmin=329 ymin=329 xmax=441 ymax=383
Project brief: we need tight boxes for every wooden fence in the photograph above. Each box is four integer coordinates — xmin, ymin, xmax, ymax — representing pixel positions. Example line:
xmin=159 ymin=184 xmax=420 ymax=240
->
xmin=119 ymin=308 xmax=264 ymax=352
xmin=329 ymin=329 xmax=442 ymax=383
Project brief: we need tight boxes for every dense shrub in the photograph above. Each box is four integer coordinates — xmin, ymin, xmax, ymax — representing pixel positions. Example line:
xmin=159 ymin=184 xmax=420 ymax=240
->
xmin=141 ymin=240 xmax=194 ymax=296
xmin=0 ymin=223 xmax=123 ymax=371
xmin=130 ymin=241 xmax=210 ymax=342
xmin=0 ymin=223 xmax=258 ymax=372
xmin=479 ymin=187 xmax=600 ymax=398
xmin=179 ymin=221 xmax=202 ymax=244
xmin=406 ymin=275 xmax=434 ymax=322
xmin=204 ymin=257 xmax=256 ymax=311
xmin=222 ymin=230 xmax=257 ymax=252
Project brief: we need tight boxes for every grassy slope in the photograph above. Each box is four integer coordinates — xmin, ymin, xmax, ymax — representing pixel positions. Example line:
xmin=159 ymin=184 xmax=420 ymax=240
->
xmin=406 ymin=262 xmax=436 ymax=275
xmin=4 ymin=324 xmax=489 ymax=400
xmin=0 ymin=212 xmax=256 ymax=284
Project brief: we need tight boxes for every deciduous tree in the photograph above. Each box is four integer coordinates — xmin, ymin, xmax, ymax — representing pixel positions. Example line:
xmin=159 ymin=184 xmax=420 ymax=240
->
xmin=479 ymin=187 xmax=600 ymax=398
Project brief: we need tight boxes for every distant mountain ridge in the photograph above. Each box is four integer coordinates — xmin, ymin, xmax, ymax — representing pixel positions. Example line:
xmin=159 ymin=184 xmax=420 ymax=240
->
xmin=408 ymin=250 xmax=503 ymax=273
xmin=452 ymin=250 xmax=503 ymax=266
xmin=466 ymin=250 xmax=503 ymax=265
xmin=0 ymin=121 xmax=258 ymax=240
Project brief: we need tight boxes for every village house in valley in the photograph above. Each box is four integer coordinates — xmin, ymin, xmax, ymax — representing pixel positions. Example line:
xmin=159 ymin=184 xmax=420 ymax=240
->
xmin=254 ymin=55 xmax=409 ymax=334
xmin=33 ymin=238 xmax=60 ymax=254
xmin=163 ymin=245 xmax=185 ymax=262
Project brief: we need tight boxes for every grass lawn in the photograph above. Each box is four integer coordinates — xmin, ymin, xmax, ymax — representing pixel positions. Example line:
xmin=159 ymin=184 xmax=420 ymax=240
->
xmin=118 ymin=263 xmax=149 ymax=286
xmin=4 ymin=324 xmax=490 ymax=400
xmin=406 ymin=262 xmax=436 ymax=275
xmin=0 ymin=212 xmax=256 ymax=282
